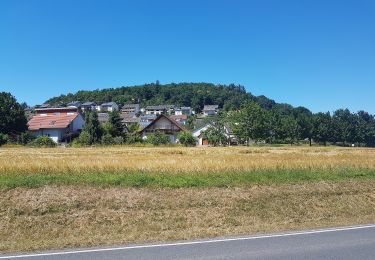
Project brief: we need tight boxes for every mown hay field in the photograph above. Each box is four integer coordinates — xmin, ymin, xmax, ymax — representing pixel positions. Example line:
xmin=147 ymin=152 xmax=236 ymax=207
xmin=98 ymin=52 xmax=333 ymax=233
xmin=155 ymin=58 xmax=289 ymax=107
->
xmin=1 ymin=146 xmax=375 ymax=253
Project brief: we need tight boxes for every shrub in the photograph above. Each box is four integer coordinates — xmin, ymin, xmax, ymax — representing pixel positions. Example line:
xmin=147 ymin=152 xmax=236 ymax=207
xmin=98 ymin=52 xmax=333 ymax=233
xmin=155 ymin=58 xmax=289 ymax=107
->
xmin=0 ymin=133 xmax=8 ymax=146
xmin=126 ymin=135 xmax=143 ymax=144
xmin=178 ymin=131 xmax=196 ymax=147
xmin=76 ymin=131 xmax=91 ymax=145
xmin=113 ymin=136 xmax=124 ymax=145
xmin=146 ymin=132 xmax=170 ymax=145
xmin=101 ymin=134 xmax=115 ymax=145
xmin=19 ymin=132 xmax=35 ymax=145
xmin=29 ymin=136 xmax=56 ymax=147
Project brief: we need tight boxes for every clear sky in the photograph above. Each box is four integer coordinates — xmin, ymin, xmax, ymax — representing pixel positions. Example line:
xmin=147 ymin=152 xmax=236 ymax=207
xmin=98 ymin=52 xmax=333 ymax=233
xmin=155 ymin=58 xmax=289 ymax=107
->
xmin=0 ymin=0 xmax=374 ymax=113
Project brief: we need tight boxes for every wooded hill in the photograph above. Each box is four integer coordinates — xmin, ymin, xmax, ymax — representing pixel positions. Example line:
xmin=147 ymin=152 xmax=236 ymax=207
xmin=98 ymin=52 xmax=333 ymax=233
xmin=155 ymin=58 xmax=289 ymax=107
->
xmin=46 ymin=82 xmax=285 ymax=113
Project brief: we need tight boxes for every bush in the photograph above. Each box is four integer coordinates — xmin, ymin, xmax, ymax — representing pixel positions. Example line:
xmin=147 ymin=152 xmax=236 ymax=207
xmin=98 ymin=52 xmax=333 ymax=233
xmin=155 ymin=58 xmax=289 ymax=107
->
xmin=0 ymin=133 xmax=8 ymax=146
xmin=101 ymin=134 xmax=115 ymax=145
xmin=178 ymin=131 xmax=196 ymax=146
xmin=113 ymin=136 xmax=124 ymax=145
xmin=76 ymin=131 xmax=91 ymax=145
xmin=29 ymin=136 xmax=56 ymax=147
xmin=19 ymin=132 xmax=35 ymax=145
xmin=126 ymin=135 xmax=143 ymax=144
xmin=146 ymin=132 xmax=170 ymax=145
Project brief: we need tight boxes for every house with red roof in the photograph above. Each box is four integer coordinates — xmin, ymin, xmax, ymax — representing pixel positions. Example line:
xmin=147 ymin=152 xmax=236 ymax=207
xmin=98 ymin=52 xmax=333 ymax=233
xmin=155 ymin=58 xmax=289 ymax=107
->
xmin=140 ymin=114 xmax=185 ymax=143
xmin=27 ymin=107 xmax=85 ymax=143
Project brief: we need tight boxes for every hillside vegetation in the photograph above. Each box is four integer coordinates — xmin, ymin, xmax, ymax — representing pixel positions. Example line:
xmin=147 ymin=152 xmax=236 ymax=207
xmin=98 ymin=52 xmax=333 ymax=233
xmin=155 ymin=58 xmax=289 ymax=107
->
xmin=46 ymin=82 xmax=277 ymax=112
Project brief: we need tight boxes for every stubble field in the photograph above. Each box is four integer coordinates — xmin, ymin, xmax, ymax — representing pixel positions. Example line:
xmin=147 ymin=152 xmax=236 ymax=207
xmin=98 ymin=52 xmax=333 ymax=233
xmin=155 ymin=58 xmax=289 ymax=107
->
xmin=0 ymin=146 xmax=374 ymax=253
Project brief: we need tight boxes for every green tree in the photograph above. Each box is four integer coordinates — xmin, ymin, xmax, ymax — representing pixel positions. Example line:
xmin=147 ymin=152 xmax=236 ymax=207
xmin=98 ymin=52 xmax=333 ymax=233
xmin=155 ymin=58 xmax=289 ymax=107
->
xmin=109 ymin=110 xmax=124 ymax=137
xmin=0 ymin=92 xmax=27 ymax=135
xmin=178 ymin=131 xmax=196 ymax=146
xmin=76 ymin=131 xmax=91 ymax=145
xmin=82 ymin=112 xmax=102 ymax=144
xmin=0 ymin=133 xmax=8 ymax=146
xmin=312 ymin=112 xmax=332 ymax=146
xmin=294 ymin=107 xmax=313 ymax=146
xmin=332 ymin=109 xmax=357 ymax=145
xmin=101 ymin=134 xmax=115 ymax=145
xmin=231 ymin=102 xmax=270 ymax=145
xmin=201 ymin=126 xmax=228 ymax=146
xmin=279 ymin=116 xmax=300 ymax=145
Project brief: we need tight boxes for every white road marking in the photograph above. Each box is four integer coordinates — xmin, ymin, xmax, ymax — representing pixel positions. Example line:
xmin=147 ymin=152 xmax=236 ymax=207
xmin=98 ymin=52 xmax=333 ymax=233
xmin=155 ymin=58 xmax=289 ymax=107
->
xmin=1 ymin=224 xmax=375 ymax=259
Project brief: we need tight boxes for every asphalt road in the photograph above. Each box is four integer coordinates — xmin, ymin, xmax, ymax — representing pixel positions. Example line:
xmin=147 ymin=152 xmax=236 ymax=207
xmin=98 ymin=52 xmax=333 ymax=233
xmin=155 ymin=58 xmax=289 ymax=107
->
xmin=1 ymin=224 xmax=375 ymax=260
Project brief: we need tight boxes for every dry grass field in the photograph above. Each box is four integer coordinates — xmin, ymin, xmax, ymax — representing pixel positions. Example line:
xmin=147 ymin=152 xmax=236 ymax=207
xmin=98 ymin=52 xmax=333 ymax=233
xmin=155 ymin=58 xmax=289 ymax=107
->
xmin=1 ymin=146 xmax=375 ymax=174
xmin=0 ymin=146 xmax=375 ymax=253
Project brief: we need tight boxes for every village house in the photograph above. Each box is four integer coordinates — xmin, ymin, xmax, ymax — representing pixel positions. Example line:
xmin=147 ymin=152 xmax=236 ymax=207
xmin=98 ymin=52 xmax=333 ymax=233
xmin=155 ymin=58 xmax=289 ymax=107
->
xmin=121 ymin=104 xmax=140 ymax=114
xmin=121 ymin=113 xmax=140 ymax=127
xmin=145 ymin=105 xmax=175 ymax=115
xmin=192 ymin=123 xmax=236 ymax=146
xmin=170 ymin=114 xmax=188 ymax=125
xmin=67 ymin=101 xmax=82 ymax=108
xmin=145 ymin=105 xmax=168 ymax=115
xmin=27 ymin=107 xmax=85 ymax=143
xmin=203 ymin=105 xmax=219 ymax=116
xmin=139 ymin=114 xmax=157 ymax=128
xmin=81 ymin=102 xmax=97 ymax=112
xmin=140 ymin=114 xmax=184 ymax=143
xmin=98 ymin=102 xmax=119 ymax=112
xmin=98 ymin=113 xmax=110 ymax=124
xmin=175 ymin=106 xmax=192 ymax=116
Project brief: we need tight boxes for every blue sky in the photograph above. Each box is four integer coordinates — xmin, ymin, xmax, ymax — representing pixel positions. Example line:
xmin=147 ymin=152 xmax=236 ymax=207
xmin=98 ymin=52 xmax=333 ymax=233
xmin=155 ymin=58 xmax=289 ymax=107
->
xmin=0 ymin=0 xmax=374 ymax=113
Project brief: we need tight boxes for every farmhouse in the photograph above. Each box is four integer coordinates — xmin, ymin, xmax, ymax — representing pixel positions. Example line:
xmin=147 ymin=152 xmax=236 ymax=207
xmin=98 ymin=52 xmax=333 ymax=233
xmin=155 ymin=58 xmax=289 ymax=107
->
xmin=192 ymin=124 xmax=212 ymax=145
xmin=175 ymin=107 xmax=192 ymax=116
xmin=140 ymin=114 xmax=184 ymax=143
xmin=170 ymin=114 xmax=188 ymax=125
xmin=27 ymin=107 xmax=85 ymax=143
xmin=203 ymin=105 xmax=219 ymax=116
xmin=121 ymin=104 xmax=140 ymax=114
xmin=192 ymin=123 xmax=236 ymax=146
xmin=67 ymin=101 xmax=81 ymax=108
xmin=145 ymin=105 xmax=175 ymax=115
xmin=99 ymin=102 xmax=119 ymax=112
xmin=81 ymin=102 xmax=97 ymax=112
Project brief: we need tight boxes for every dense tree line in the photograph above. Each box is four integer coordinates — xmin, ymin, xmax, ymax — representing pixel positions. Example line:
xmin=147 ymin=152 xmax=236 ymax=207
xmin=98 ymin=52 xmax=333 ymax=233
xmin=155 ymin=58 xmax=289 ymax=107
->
xmin=0 ymin=92 xmax=28 ymax=145
xmin=226 ymin=102 xmax=375 ymax=147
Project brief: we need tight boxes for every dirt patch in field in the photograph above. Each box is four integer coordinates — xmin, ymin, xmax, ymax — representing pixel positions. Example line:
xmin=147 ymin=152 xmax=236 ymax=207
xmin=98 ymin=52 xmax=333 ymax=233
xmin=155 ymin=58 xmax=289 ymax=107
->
xmin=1 ymin=180 xmax=374 ymax=253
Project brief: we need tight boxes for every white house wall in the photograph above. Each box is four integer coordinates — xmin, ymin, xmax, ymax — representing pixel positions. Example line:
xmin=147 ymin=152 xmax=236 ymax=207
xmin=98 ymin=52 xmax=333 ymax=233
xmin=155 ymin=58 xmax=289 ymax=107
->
xmin=31 ymin=129 xmax=67 ymax=143
xmin=72 ymin=114 xmax=85 ymax=131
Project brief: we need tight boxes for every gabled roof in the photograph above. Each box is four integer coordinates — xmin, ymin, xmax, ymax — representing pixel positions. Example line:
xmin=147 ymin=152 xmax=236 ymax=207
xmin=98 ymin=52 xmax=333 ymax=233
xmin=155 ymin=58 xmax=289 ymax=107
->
xmin=122 ymin=104 xmax=140 ymax=108
xmin=170 ymin=114 xmax=188 ymax=121
xmin=192 ymin=123 xmax=212 ymax=137
xmin=140 ymin=114 xmax=185 ymax=133
xmin=101 ymin=102 xmax=117 ymax=107
xmin=145 ymin=105 xmax=168 ymax=110
xmin=203 ymin=105 xmax=219 ymax=110
xmin=28 ymin=113 xmax=79 ymax=130
xmin=82 ymin=102 xmax=96 ymax=106
xmin=67 ymin=101 xmax=81 ymax=107
xmin=98 ymin=113 xmax=109 ymax=123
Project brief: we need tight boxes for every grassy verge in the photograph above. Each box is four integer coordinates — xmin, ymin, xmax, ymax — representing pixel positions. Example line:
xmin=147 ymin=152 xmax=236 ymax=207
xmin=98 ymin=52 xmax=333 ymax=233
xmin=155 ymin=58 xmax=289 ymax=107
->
xmin=1 ymin=181 xmax=374 ymax=253
xmin=1 ymin=168 xmax=374 ymax=189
